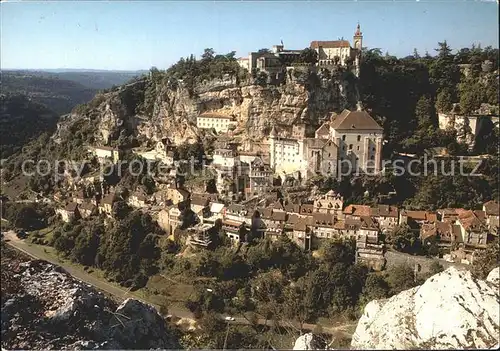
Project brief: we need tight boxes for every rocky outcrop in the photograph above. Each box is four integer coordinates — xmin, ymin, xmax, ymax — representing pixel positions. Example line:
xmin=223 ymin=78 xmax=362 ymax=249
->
xmin=486 ymin=267 xmax=499 ymax=285
xmin=1 ymin=259 xmax=181 ymax=350
xmin=351 ymin=267 xmax=500 ymax=349
xmin=57 ymin=67 xmax=358 ymax=150
xmin=293 ymin=333 xmax=321 ymax=350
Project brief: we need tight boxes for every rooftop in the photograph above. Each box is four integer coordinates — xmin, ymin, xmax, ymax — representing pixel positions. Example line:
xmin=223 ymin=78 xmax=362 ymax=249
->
xmin=310 ymin=40 xmax=351 ymax=49
xmin=484 ymin=200 xmax=499 ymax=216
xmin=199 ymin=112 xmax=235 ymax=120
xmin=330 ymin=109 xmax=383 ymax=131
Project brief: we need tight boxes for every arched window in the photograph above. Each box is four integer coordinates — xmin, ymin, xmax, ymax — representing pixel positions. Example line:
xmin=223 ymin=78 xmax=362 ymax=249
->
xmin=342 ymin=135 xmax=346 ymax=141
xmin=349 ymin=144 xmax=353 ymax=150
xmin=357 ymin=135 xmax=361 ymax=142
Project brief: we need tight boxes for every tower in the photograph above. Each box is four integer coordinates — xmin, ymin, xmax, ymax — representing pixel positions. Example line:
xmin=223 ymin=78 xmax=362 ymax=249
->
xmin=353 ymin=23 xmax=363 ymax=51
xmin=353 ymin=23 xmax=363 ymax=77
xmin=269 ymin=126 xmax=277 ymax=169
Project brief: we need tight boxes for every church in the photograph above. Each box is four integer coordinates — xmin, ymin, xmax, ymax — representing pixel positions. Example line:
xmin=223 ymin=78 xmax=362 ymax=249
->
xmin=269 ymin=108 xmax=383 ymax=180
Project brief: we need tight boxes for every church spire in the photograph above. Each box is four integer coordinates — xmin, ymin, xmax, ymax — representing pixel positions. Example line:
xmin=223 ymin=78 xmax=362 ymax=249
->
xmin=355 ymin=22 xmax=362 ymax=36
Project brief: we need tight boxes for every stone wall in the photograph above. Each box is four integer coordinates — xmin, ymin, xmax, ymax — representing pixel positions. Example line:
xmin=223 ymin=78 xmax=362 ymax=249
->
xmin=384 ymin=249 xmax=466 ymax=275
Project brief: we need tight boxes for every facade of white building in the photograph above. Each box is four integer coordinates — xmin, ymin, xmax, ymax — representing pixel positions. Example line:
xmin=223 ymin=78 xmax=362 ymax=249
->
xmin=268 ymin=109 xmax=383 ymax=179
xmin=197 ymin=113 xmax=237 ymax=133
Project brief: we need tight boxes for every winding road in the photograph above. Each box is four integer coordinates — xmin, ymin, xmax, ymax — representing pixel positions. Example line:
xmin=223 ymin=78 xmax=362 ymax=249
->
xmin=3 ymin=230 xmax=355 ymax=336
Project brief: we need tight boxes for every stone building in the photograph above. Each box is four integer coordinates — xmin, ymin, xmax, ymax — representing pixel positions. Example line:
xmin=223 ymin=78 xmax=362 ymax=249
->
xmin=310 ymin=23 xmax=363 ymax=75
xmin=56 ymin=202 xmax=80 ymax=223
xmin=135 ymin=138 xmax=177 ymax=165
xmin=196 ymin=113 xmax=237 ymax=133
xmin=88 ymin=146 xmax=122 ymax=164
xmin=268 ymin=109 xmax=383 ymax=180
xmin=438 ymin=103 xmax=499 ymax=149
xmin=313 ymin=190 xmax=344 ymax=217
xmin=239 ymin=24 xmax=363 ymax=76
xmin=98 ymin=193 xmax=115 ymax=217
xmin=246 ymin=157 xmax=273 ymax=196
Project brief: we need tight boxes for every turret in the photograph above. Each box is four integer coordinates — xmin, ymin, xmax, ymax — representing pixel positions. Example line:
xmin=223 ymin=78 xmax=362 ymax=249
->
xmin=353 ymin=23 xmax=363 ymax=51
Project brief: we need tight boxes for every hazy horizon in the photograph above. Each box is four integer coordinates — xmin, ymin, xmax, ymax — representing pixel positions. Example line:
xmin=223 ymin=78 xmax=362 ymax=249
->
xmin=1 ymin=0 xmax=499 ymax=71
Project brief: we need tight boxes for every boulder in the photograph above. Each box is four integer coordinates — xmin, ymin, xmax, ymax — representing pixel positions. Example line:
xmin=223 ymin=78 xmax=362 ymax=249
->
xmin=293 ymin=333 xmax=320 ymax=350
xmin=486 ymin=267 xmax=499 ymax=285
xmin=109 ymin=298 xmax=180 ymax=349
xmin=351 ymin=267 xmax=500 ymax=349
xmin=1 ymin=259 xmax=181 ymax=350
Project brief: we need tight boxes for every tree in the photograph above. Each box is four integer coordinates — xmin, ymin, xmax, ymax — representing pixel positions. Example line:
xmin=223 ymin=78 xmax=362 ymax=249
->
xmin=112 ymin=200 xmax=131 ymax=220
xmin=389 ymin=224 xmax=423 ymax=254
xmin=299 ymin=48 xmax=318 ymax=65
xmin=435 ymin=88 xmax=453 ymax=113
xmin=319 ymin=239 xmax=356 ymax=267
xmin=358 ymin=273 xmax=390 ymax=310
xmin=201 ymin=48 xmax=215 ymax=62
xmin=415 ymin=95 xmax=435 ymax=130
xmin=435 ymin=40 xmax=452 ymax=58
xmin=385 ymin=264 xmax=419 ymax=295
xmin=471 ymin=239 xmax=499 ymax=279
xmin=413 ymin=48 xmax=420 ymax=59
xmin=459 ymin=84 xmax=482 ymax=115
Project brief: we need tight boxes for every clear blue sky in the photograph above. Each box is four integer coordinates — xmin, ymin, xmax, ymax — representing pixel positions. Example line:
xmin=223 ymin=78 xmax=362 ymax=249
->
xmin=1 ymin=0 xmax=498 ymax=70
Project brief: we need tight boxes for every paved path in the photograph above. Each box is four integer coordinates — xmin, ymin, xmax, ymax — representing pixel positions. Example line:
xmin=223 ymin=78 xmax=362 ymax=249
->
xmin=3 ymin=231 xmax=354 ymax=336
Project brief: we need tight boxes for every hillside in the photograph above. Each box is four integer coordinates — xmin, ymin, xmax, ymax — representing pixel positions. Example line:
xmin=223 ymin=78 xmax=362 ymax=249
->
xmin=1 ymin=72 xmax=97 ymax=115
xmin=9 ymin=69 xmax=147 ymax=90
xmin=0 ymin=94 xmax=59 ymax=158
xmin=50 ymin=57 xmax=359 ymax=156
xmin=1 ymin=70 xmax=146 ymax=115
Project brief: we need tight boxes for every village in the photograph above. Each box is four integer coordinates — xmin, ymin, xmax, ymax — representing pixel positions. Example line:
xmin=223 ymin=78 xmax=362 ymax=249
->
xmin=5 ymin=23 xmax=497 ymax=272
xmin=50 ymin=103 xmax=499 ymax=270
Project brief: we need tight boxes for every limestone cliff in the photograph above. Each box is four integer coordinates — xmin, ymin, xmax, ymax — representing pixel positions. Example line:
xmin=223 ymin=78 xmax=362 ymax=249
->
xmin=1 ymin=254 xmax=181 ymax=350
xmin=54 ymin=67 xmax=358 ymax=150
xmin=351 ymin=266 xmax=500 ymax=350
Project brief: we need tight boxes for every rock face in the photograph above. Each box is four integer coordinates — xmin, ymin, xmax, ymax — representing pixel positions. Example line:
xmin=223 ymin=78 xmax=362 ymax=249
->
xmin=1 ymin=259 xmax=181 ymax=350
xmin=351 ymin=267 xmax=500 ymax=349
xmin=293 ymin=333 xmax=320 ymax=350
xmin=56 ymin=68 xmax=358 ymax=150
xmin=486 ymin=267 xmax=499 ymax=285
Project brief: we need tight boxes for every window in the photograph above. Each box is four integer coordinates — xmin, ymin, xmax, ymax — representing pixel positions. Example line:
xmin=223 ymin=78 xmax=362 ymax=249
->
xmin=357 ymin=145 xmax=360 ymax=151
xmin=357 ymin=135 xmax=361 ymax=142
xmin=342 ymin=135 xmax=346 ymax=141
xmin=370 ymin=155 xmax=375 ymax=160
xmin=349 ymin=144 xmax=353 ymax=150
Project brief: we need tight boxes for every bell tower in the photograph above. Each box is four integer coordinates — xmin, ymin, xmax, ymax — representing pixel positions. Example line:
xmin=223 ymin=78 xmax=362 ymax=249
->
xmin=353 ymin=23 xmax=363 ymax=51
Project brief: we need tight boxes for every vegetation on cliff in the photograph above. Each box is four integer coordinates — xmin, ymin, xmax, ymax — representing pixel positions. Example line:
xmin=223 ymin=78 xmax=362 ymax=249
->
xmin=360 ymin=42 xmax=498 ymax=156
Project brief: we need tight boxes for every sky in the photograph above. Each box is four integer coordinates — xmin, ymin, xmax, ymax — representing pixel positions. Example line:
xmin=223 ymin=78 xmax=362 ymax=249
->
xmin=1 ymin=0 xmax=498 ymax=71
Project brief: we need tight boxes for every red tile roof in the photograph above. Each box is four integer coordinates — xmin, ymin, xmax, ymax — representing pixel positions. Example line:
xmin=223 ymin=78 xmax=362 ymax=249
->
xmin=310 ymin=40 xmax=351 ymax=49
xmin=330 ymin=109 xmax=383 ymax=131
xmin=402 ymin=210 xmax=437 ymax=222
xmin=312 ymin=213 xmax=336 ymax=227
xmin=483 ymin=200 xmax=499 ymax=216
xmin=343 ymin=204 xmax=371 ymax=217
xmin=371 ymin=205 xmax=398 ymax=218
xmin=458 ymin=210 xmax=486 ymax=232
